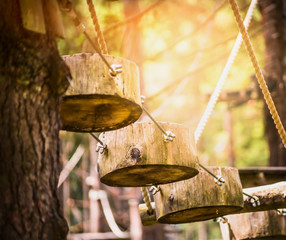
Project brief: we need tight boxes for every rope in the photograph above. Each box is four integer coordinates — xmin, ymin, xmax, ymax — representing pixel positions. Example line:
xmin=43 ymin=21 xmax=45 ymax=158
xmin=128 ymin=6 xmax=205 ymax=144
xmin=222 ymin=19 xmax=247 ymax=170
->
xmin=228 ymin=0 xmax=286 ymax=148
xmin=194 ymin=0 xmax=258 ymax=144
xmin=59 ymin=1 xmax=117 ymax=76
xmin=141 ymin=187 xmax=153 ymax=215
xmin=86 ymin=0 xmax=108 ymax=54
xmin=89 ymin=133 xmax=104 ymax=146
xmin=142 ymin=106 xmax=168 ymax=137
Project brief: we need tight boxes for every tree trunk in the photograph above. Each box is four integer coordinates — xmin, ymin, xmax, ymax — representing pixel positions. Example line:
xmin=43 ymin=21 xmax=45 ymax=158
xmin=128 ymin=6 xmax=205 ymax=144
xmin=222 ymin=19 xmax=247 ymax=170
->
xmin=0 ymin=1 xmax=70 ymax=239
xmin=259 ymin=0 xmax=286 ymax=166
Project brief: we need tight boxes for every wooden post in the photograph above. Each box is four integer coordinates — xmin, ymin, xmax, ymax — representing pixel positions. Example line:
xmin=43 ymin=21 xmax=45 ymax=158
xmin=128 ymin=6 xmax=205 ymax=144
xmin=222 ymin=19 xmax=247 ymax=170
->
xmin=82 ymin=153 xmax=89 ymax=232
xmin=61 ymin=53 xmax=142 ymax=132
xmin=129 ymin=199 xmax=142 ymax=240
xmin=89 ymin=136 xmax=101 ymax=233
xmin=98 ymin=121 xmax=199 ymax=187
xmin=220 ymin=210 xmax=286 ymax=239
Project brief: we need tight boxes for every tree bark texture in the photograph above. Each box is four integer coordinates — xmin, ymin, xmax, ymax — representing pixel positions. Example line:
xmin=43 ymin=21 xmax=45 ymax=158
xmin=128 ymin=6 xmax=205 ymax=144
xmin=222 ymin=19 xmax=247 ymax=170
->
xmin=0 ymin=1 xmax=70 ymax=239
xmin=259 ymin=0 xmax=286 ymax=166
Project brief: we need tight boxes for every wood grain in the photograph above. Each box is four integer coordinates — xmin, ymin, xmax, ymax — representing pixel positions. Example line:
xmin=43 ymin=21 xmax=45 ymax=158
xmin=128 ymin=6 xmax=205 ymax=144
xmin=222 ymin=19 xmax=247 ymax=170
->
xmin=61 ymin=53 xmax=142 ymax=132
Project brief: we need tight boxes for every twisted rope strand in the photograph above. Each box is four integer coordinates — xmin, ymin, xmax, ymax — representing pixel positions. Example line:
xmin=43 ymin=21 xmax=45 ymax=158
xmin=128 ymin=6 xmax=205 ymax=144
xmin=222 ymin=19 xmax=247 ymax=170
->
xmin=86 ymin=0 xmax=108 ymax=54
xmin=141 ymin=187 xmax=153 ymax=214
xmin=195 ymin=0 xmax=258 ymax=144
xmin=228 ymin=0 xmax=286 ymax=148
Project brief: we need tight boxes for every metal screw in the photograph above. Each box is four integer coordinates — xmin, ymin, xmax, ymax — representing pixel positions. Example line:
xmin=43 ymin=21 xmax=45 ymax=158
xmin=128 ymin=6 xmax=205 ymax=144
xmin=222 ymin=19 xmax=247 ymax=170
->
xmin=214 ymin=175 xmax=225 ymax=186
xmin=164 ymin=130 xmax=176 ymax=142
xmin=109 ymin=64 xmax=122 ymax=77
xmin=149 ymin=186 xmax=160 ymax=195
xmin=277 ymin=208 xmax=286 ymax=216
xmin=214 ymin=217 xmax=228 ymax=224
xmin=250 ymin=196 xmax=260 ymax=207
xmin=141 ymin=96 xmax=146 ymax=104
xmin=96 ymin=143 xmax=107 ymax=154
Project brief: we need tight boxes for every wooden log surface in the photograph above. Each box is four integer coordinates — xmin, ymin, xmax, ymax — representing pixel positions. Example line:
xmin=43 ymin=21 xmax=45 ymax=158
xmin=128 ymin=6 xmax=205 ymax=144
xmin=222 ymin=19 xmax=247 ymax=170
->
xmin=220 ymin=210 xmax=286 ymax=240
xmin=60 ymin=53 xmax=142 ymax=132
xmin=154 ymin=167 xmax=244 ymax=224
xmin=139 ymin=181 xmax=286 ymax=226
xmin=98 ymin=122 xmax=199 ymax=187
xmin=239 ymin=167 xmax=286 ymax=188
xmin=241 ymin=181 xmax=286 ymax=213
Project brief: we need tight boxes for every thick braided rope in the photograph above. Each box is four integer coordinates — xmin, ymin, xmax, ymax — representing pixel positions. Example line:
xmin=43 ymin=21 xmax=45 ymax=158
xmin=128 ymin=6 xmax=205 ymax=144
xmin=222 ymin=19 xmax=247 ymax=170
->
xmin=86 ymin=0 xmax=108 ymax=54
xmin=228 ymin=0 xmax=286 ymax=148
xmin=195 ymin=0 xmax=257 ymax=144
xmin=141 ymin=187 xmax=153 ymax=214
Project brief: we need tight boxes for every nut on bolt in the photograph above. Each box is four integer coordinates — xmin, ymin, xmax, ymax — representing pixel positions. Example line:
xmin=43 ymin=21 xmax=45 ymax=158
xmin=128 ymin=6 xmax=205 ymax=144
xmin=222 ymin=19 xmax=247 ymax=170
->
xmin=110 ymin=64 xmax=122 ymax=77
xmin=149 ymin=186 xmax=160 ymax=195
xmin=141 ymin=96 xmax=146 ymax=104
xmin=214 ymin=175 xmax=225 ymax=186
xmin=164 ymin=130 xmax=176 ymax=142
xmin=96 ymin=143 xmax=107 ymax=154
xmin=250 ymin=196 xmax=260 ymax=207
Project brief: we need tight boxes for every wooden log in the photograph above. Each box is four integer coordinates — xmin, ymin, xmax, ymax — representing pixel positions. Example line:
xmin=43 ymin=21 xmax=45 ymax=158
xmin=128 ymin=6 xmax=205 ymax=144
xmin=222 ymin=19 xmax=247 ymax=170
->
xmin=139 ymin=182 xmax=286 ymax=226
xmin=239 ymin=167 xmax=286 ymax=188
xmin=60 ymin=53 xmax=142 ymax=132
xmin=220 ymin=210 xmax=286 ymax=239
xmin=98 ymin=122 xmax=199 ymax=187
xmin=154 ymin=167 xmax=243 ymax=224
xmin=241 ymin=181 xmax=286 ymax=213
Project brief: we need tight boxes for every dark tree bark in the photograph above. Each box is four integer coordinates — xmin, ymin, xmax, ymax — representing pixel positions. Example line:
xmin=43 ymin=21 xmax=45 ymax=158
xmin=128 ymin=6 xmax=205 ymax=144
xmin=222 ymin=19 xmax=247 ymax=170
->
xmin=0 ymin=1 xmax=70 ymax=239
xmin=259 ymin=0 xmax=286 ymax=166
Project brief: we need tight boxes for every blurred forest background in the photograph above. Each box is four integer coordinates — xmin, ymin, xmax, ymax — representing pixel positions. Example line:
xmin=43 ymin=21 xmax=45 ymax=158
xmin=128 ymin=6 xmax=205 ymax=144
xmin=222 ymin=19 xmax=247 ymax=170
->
xmin=57 ymin=0 xmax=278 ymax=239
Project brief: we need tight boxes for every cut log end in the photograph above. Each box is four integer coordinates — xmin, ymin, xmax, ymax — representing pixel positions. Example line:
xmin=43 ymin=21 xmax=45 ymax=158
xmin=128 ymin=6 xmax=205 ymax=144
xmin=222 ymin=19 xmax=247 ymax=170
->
xmin=60 ymin=95 xmax=142 ymax=132
xmin=100 ymin=165 xmax=199 ymax=187
xmin=154 ymin=167 xmax=244 ymax=224
xmin=158 ymin=206 xmax=242 ymax=224
xmin=98 ymin=122 xmax=199 ymax=187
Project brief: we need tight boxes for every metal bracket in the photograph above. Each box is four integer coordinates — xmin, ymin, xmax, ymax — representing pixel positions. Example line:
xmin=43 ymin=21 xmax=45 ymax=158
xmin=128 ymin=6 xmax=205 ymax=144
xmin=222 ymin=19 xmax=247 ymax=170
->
xmin=277 ymin=208 xmax=286 ymax=216
xmin=214 ymin=216 xmax=228 ymax=224
xmin=110 ymin=64 xmax=122 ymax=77
xmin=214 ymin=175 xmax=225 ymax=186
xmin=96 ymin=142 xmax=107 ymax=154
xmin=164 ymin=130 xmax=176 ymax=142
xmin=250 ymin=195 xmax=260 ymax=207
xmin=149 ymin=186 xmax=160 ymax=195
xmin=141 ymin=95 xmax=146 ymax=104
